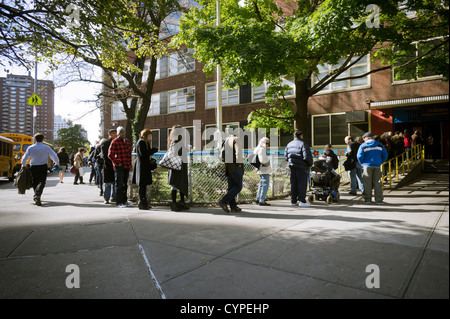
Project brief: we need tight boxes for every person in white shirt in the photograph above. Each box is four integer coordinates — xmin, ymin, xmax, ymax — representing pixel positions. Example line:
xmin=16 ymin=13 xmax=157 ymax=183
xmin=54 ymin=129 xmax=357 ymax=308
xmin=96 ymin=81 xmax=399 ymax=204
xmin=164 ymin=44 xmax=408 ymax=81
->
xmin=21 ymin=133 xmax=59 ymax=206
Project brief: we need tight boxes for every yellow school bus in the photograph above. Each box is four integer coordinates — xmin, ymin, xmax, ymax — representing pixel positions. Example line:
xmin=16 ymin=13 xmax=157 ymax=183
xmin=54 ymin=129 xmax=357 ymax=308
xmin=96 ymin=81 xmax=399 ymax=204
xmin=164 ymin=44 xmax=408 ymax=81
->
xmin=0 ymin=133 xmax=34 ymax=173
xmin=0 ymin=135 xmax=14 ymax=181
xmin=0 ymin=133 xmax=56 ymax=173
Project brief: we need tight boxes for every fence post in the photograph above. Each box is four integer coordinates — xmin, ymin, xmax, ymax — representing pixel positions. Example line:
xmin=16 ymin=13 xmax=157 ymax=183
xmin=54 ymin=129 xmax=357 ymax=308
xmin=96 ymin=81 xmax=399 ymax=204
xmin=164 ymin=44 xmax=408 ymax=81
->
xmin=402 ymin=153 xmax=405 ymax=175
xmin=422 ymin=145 xmax=425 ymax=170
xmin=188 ymin=152 xmax=193 ymax=203
xmin=389 ymin=160 xmax=392 ymax=189
xmin=396 ymin=157 xmax=399 ymax=181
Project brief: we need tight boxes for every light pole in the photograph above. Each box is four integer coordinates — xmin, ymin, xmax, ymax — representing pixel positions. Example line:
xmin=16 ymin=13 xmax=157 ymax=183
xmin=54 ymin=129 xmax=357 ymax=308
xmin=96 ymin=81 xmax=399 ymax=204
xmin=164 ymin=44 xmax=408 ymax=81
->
xmin=216 ymin=0 xmax=222 ymax=136
xmin=33 ymin=59 xmax=38 ymax=139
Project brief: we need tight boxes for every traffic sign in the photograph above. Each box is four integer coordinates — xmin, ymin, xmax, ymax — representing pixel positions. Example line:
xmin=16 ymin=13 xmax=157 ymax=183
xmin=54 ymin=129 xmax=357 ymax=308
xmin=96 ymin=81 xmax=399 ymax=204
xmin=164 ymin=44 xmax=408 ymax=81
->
xmin=28 ymin=93 xmax=42 ymax=106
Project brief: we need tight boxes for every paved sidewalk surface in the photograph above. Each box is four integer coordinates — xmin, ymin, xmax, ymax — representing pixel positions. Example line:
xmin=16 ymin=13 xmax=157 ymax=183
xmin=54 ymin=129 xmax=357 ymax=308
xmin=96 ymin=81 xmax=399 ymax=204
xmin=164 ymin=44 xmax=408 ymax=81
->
xmin=0 ymin=172 xmax=448 ymax=299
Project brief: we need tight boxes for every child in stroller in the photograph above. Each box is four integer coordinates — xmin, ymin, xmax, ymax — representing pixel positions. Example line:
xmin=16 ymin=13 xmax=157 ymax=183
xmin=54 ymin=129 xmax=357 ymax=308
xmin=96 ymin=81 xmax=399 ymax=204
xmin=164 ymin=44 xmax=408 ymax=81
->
xmin=308 ymin=154 xmax=341 ymax=204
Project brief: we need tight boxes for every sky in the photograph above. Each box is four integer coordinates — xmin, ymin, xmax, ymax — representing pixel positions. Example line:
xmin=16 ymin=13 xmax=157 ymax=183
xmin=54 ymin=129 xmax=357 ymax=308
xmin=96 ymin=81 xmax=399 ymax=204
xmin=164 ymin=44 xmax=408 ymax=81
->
xmin=1 ymin=63 xmax=102 ymax=146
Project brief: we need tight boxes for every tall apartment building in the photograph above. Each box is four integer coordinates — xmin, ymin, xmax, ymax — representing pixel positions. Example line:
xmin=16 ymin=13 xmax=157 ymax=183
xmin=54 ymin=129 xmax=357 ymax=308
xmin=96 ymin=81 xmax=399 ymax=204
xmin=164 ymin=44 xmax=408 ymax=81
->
xmin=0 ymin=73 xmax=55 ymax=142
xmin=53 ymin=115 xmax=70 ymax=140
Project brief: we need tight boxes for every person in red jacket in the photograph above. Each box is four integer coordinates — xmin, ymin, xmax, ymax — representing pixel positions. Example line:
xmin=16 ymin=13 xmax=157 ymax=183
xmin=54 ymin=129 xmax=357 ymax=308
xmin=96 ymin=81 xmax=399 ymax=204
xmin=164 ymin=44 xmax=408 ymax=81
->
xmin=108 ymin=126 xmax=133 ymax=208
xmin=403 ymin=129 xmax=412 ymax=150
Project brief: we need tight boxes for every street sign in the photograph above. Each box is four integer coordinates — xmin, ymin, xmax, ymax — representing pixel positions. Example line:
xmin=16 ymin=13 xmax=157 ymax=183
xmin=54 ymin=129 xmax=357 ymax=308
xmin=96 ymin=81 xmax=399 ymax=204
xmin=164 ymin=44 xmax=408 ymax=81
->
xmin=28 ymin=93 xmax=42 ymax=106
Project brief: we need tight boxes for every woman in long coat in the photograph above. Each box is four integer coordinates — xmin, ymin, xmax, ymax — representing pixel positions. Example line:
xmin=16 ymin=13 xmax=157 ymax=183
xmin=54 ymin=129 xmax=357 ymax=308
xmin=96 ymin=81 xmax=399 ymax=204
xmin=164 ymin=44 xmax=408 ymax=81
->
xmin=167 ymin=124 xmax=189 ymax=212
xmin=132 ymin=129 xmax=158 ymax=210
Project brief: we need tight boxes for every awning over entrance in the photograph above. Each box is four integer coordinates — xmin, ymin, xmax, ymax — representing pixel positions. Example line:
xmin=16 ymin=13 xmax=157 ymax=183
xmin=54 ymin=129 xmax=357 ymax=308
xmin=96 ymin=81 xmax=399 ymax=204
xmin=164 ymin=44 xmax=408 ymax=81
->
xmin=369 ymin=94 xmax=449 ymax=109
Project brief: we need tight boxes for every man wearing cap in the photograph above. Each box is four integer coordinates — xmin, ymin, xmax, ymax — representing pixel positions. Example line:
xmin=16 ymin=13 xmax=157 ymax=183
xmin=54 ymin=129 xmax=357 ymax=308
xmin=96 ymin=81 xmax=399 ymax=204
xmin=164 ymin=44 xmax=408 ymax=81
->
xmin=108 ymin=126 xmax=133 ymax=208
xmin=101 ymin=129 xmax=117 ymax=204
xmin=357 ymin=132 xmax=388 ymax=205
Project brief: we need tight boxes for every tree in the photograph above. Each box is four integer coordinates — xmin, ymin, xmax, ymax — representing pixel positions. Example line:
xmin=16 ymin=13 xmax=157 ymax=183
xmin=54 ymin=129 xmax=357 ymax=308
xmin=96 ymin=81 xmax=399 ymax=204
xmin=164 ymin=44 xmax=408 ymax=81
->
xmin=175 ymin=0 xmax=449 ymax=139
xmin=0 ymin=0 xmax=190 ymax=144
xmin=54 ymin=122 xmax=89 ymax=155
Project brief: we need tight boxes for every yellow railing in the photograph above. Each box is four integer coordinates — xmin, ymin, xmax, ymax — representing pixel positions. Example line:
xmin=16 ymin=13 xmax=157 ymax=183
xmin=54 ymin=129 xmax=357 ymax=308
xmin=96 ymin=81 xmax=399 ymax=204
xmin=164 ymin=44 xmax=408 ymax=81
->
xmin=380 ymin=144 xmax=425 ymax=190
xmin=334 ymin=144 xmax=424 ymax=191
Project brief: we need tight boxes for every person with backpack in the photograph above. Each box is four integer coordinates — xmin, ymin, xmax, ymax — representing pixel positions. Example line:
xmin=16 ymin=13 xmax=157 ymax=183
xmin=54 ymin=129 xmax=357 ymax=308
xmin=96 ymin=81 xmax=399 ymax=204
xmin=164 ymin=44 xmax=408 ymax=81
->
xmin=253 ymin=137 xmax=272 ymax=206
xmin=284 ymin=130 xmax=313 ymax=207
xmin=344 ymin=136 xmax=364 ymax=195
xmin=218 ymin=129 xmax=244 ymax=214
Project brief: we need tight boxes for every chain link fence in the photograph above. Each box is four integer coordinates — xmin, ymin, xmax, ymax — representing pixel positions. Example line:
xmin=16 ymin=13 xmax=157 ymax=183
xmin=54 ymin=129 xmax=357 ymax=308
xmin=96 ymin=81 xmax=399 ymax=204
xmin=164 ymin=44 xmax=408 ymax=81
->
xmin=128 ymin=151 xmax=297 ymax=204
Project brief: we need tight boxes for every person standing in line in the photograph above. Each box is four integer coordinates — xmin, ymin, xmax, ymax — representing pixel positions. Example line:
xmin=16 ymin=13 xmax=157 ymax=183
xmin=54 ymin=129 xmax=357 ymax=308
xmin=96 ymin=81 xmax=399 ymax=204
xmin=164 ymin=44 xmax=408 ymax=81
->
xmin=167 ymin=125 xmax=190 ymax=212
xmin=285 ymin=131 xmax=313 ymax=207
xmin=254 ymin=137 xmax=272 ymax=206
xmin=88 ymin=143 xmax=98 ymax=185
xmin=21 ymin=133 xmax=60 ymax=206
xmin=403 ymin=129 xmax=412 ymax=155
xmin=73 ymin=148 xmax=86 ymax=185
xmin=108 ymin=126 xmax=133 ymax=208
xmin=425 ymin=133 xmax=435 ymax=159
xmin=218 ymin=130 xmax=244 ymax=214
xmin=101 ymin=129 xmax=117 ymax=204
xmin=93 ymin=139 xmax=106 ymax=196
xmin=357 ymin=132 xmax=388 ymax=205
xmin=344 ymin=136 xmax=364 ymax=196
xmin=57 ymin=147 xmax=70 ymax=183
xmin=133 ymin=129 xmax=158 ymax=210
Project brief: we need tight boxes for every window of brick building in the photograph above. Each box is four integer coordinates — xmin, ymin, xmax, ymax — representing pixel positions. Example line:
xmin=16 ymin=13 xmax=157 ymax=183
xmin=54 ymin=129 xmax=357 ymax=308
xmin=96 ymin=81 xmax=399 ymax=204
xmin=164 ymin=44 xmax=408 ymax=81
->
xmin=312 ymin=55 xmax=370 ymax=93
xmin=205 ymin=83 xmax=239 ymax=108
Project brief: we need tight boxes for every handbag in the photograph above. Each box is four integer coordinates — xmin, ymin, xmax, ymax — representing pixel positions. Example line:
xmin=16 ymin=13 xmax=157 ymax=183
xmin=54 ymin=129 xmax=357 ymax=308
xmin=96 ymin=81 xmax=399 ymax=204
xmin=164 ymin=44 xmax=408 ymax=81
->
xmin=70 ymin=166 xmax=79 ymax=175
xmin=158 ymin=145 xmax=182 ymax=170
xmin=247 ymin=153 xmax=261 ymax=169
xmin=343 ymin=157 xmax=356 ymax=171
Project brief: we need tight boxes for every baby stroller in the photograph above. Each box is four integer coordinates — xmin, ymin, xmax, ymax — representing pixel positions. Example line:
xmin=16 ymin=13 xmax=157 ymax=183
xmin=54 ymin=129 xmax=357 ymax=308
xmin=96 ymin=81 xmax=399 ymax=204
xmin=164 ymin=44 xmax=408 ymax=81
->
xmin=307 ymin=160 xmax=340 ymax=204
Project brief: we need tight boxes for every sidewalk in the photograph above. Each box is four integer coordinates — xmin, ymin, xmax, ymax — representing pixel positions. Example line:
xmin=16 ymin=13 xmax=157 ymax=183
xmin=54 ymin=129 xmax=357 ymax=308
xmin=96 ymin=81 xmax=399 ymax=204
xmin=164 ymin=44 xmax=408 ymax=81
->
xmin=0 ymin=172 xmax=448 ymax=299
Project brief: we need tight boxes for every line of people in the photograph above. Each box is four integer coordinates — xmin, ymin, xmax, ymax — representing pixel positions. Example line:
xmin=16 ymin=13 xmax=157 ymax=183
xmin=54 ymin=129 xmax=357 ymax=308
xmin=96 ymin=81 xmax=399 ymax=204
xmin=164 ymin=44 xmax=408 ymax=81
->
xmin=19 ymin=128 xmax=391 ymax=209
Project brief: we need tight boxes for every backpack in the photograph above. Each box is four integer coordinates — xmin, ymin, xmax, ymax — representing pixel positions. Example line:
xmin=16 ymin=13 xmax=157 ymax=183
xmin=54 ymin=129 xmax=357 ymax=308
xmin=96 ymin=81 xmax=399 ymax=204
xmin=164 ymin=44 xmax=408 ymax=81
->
xmin=219 ymin=137 xmax=238 ymax=163
xmin=219 ymin=139 xmax=226 ymax=162
xmin=248 ymin=153 xmax=261 ymax=169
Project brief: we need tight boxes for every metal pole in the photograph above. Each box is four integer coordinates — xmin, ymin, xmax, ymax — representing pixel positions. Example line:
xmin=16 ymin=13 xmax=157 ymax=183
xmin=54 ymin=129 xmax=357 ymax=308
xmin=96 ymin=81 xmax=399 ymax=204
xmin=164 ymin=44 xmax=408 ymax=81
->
xmin=216 ymin=0 xmax=223 ymax=137
xmin=33 ymin=59 xmax=37 ymax=138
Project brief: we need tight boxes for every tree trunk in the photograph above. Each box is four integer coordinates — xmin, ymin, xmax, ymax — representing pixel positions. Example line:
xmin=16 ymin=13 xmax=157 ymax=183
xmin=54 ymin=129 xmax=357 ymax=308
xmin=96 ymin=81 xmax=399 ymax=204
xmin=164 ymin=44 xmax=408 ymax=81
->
xmin=294 ymin=78 xmax=310 ymax=143
xmin=132 ymin=55 xmax=158 ymax=146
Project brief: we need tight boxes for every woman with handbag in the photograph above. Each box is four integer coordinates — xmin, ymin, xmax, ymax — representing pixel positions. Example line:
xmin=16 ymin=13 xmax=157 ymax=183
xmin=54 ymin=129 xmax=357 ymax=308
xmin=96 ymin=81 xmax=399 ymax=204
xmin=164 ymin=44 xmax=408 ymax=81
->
xmin=167 ymin=125 xmax=189 ymax=212
xmin=132 ymin=129 xmax=158 ymax=210
xmin=73 ymin=148 xmax=85 ymax=185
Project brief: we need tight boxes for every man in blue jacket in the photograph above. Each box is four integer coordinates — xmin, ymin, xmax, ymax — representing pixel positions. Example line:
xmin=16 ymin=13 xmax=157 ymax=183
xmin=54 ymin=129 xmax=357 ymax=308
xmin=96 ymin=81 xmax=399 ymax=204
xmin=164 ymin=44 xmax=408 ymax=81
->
xmin=357 ymin=132 xmax=388 ymax=205
xmin=285 ymin=131 xmax=313 ymax=207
